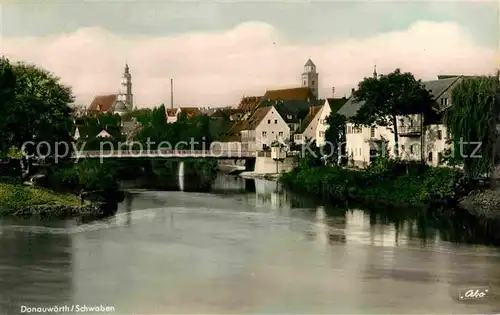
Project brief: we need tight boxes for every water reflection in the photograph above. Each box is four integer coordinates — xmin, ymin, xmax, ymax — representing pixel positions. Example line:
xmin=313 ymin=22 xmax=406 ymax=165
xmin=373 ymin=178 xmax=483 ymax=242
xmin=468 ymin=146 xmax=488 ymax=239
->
xmin=0 ymin=221 xmax=73 ymax=314
xmin=1 ymin=174 xmax=500 ymax=314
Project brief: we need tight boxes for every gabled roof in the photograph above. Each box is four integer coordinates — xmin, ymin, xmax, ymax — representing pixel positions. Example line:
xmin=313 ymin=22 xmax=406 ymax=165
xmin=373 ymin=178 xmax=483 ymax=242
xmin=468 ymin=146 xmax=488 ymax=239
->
xmin=222 ymin=107 xmax=273 ymax=141
xmin=326 ymin=97 xmax=349 ymax=113
xmin=299 ymin=105 xmax=322 ymax=133
xmin=96 ymin=130 xmax=113 ymax=138
xmin=262 ymin=87 xmax=315 ymax=102
xmin=304 ymin=59 xmax=315 ymax=67
xmin=166 ymin=108 xmax=178 ymax=116
xmin=240 ymin=106 xmax=273 ymax=130
xmin=260 ymin=99 xmax=319 ymax=123
xmin=437 ymin=75 xmax=460 ymax=80
xmin=180 ymin=107 xmax=201 ymax=117
xmin=423 ymin=77 xmax=461 ymax=101
xmin=337 ymin=77 xmax=462 ymax=119
xmin=88 ymin=94 xmax=117 ymax=112
xmin=237 ymin=96 xmax=262 ymax=112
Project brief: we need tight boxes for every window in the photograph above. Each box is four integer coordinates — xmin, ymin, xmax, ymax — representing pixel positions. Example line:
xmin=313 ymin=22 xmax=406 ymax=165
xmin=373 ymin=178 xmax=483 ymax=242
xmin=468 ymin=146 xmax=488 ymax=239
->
xmin=370 ymin=126 xmax=375 ymax=138
xmin=410 ymin=144 xmax=415 ymax=154
xmin=428 ymin=152 xmax=433 ymax=162
xmin=312 ymin=80 xmax=315 ymax=86
xmin=437 ymin=130 xmax=442 ymax=140
xmin=438 ymin=152 xmax=443 ymax=164
xmin=409 ymin=118 xmax=414 ymax=127
xmin=287 ymin=114 xmax=292 ymax=120
xmin=262 ymin=131 xmax=267 ymax=138
xmin=274 ymin=119 xmax=278 ymax=124
xmin=303 ymin=80 xmax=306 ymax=85
xmin=268 ymin=119 xmax=271 ymax=124
xmin=278 ymin=131 xmax=283 ymax=137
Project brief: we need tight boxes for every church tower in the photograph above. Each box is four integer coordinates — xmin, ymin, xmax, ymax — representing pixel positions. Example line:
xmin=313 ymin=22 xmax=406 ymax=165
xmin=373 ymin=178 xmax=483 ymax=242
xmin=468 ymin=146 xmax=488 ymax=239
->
xmin=302 ymin=59 xmax=319 ymax=99
xmin=120 ymin=63 xmax=134 ymax=111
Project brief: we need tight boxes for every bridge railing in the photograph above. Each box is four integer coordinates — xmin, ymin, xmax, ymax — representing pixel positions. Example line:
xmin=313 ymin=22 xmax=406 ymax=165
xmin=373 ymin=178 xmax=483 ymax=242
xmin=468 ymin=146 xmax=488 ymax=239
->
xmin=72 ymin=150 xmax=256 ymax=158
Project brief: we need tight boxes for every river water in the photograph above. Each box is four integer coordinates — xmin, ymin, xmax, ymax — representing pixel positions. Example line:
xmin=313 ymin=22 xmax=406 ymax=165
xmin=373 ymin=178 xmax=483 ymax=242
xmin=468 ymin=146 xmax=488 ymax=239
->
xmin=1 ymin=174 xmax=500 ymax=314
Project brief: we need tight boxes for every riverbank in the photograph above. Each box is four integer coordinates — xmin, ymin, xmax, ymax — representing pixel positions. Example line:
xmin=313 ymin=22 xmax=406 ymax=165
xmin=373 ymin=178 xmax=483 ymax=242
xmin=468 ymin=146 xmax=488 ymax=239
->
xmin=0 ymin=181 xmax=97 ymax=217
xmin=280 ymin=161 xmax=471 ymax=208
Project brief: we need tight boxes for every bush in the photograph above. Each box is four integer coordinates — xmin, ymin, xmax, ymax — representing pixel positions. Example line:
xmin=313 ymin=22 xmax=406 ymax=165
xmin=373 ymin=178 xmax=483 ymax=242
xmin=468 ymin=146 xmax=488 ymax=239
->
xmin=419 ymin=167 xmax=470 ymax=204
xmin=46 ymin=160 xmax=119 ymax=193
xmin=281 ymin=161 xmax=472 ymax=207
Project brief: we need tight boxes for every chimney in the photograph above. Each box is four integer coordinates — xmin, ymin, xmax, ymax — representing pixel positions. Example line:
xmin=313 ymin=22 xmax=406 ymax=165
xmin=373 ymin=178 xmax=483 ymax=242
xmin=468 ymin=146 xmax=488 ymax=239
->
xmin=332 ymin=86 xmax=335 ymax=98
xmin=170 ymin=78 xmax=174 ymax=109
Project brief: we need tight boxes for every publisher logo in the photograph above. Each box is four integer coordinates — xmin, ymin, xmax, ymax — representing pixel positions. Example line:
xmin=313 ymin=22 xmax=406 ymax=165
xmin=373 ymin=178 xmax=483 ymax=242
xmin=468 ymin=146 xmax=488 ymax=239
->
xmin=458 ymin=286 xmax=493 ymax=300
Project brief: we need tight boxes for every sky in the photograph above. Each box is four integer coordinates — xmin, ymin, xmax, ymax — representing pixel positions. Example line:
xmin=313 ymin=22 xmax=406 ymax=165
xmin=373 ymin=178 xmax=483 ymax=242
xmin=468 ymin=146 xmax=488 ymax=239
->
xmin=1 ymin=0 xmax=499 ymax=108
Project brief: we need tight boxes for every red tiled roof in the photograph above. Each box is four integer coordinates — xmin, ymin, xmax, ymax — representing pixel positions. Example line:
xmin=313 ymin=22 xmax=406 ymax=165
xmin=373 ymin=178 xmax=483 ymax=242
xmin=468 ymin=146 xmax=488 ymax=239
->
xmin=88 ymin=94 xmax=117 ymax=112
xmin=166 ymin=108 xmax=177 ymax=116
xmin=180 ymin=107 xmax=201 ymax=117
xmin=262 ymin=87 xmax=314 ymax=101
xmin=222 ymin=106 xmax=272 ymax=141
xmin=237 ymin=96 xmax=262 ymax=112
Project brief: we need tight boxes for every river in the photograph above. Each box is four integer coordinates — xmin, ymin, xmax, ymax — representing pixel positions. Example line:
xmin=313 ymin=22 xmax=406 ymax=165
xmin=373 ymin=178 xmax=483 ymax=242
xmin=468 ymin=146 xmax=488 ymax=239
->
xmin=1 ymin=174 xmax=500 ymax=314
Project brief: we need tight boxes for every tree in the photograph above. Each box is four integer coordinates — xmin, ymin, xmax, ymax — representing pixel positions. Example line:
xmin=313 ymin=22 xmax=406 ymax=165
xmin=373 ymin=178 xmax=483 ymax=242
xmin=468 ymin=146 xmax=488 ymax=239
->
xmin=0 ymin=58 xmax=18 ymax=155
xmin=352 ymin=69 xmax=434 ymax=158
xmin=8 ymin=62 xmax=74 ymax=154
xmin=324 ymin=113 xmax=347 ymax=165
xmin=444 ymin=75 xmax=500 ymax=179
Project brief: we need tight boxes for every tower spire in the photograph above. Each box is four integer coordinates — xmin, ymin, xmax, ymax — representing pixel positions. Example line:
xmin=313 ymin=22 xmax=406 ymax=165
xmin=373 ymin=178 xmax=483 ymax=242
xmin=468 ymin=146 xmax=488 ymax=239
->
xmin=373 ymin=65 xmax=378 ymax=78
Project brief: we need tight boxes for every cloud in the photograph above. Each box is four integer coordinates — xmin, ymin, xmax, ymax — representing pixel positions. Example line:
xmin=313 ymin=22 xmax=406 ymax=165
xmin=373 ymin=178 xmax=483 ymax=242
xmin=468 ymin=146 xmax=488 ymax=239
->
xmin=1 ymin=20 xmax=496 ymax=107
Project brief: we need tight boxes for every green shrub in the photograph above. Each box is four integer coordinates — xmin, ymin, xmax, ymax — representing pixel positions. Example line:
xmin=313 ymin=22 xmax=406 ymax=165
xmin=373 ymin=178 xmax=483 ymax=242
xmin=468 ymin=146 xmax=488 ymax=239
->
xmin=282 ymin=162 xmax=472 ymax=207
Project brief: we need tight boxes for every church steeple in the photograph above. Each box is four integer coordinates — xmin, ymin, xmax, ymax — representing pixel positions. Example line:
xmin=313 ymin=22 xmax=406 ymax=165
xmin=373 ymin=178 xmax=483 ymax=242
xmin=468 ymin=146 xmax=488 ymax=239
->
xmin=120 ymin=63 xmax=133 ymax=111
xmin=302 ymin=58 xmax=319 ymax=99
xmin=373 ymin=65 xmax=378 ymax=78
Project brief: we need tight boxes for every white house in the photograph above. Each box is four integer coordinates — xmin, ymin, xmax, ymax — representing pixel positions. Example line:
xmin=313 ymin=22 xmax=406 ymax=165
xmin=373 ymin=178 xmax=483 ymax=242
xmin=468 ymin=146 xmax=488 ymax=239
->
xmin=338 ymin=76 xmax=462 ymax=168
xmin=294 ymin=98 xmax=348 ymax=146
xmin=96 ymin=129 xmax=113 ymax=139
xmin=73 ymin=127 xmax=81 ymax=141
xmin=221 ymin=106 xmax=290 ymax=152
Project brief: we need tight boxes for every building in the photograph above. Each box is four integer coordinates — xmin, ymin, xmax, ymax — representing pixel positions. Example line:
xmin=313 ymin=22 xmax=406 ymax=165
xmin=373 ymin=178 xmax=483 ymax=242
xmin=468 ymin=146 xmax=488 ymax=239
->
xmin=166 ymin=107 xmax=202 ymax=123
xmin=221 ymin=59 xmax=321 ymax=151
xmin=237 ymin=96 xmax=262 ymax=114
xmin=294 ymin=96 xmax=348 ymax=146
xmin=239 ymin=106 xmax=290 ymax=151
xmin=87 ymin=64 xmax=134 ymax=116
xmin=338 ymin=75 xmax=463 ymax=168
xmin=302 ymin=59 xmax=319 ymax=99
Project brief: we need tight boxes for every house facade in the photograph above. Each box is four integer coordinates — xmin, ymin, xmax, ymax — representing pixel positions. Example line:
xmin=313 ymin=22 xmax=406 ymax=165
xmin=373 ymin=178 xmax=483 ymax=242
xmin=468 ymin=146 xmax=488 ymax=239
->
xmin=294 ymin=97 xmax=348 ymax=146
xmin=338 ymin=76 xmax=462 ymax=168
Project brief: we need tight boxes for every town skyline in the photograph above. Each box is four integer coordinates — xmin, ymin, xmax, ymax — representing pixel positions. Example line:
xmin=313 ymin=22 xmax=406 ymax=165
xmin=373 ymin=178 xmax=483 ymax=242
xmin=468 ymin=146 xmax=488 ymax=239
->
xmin=1 ymin=1 xmax=498 ymax=107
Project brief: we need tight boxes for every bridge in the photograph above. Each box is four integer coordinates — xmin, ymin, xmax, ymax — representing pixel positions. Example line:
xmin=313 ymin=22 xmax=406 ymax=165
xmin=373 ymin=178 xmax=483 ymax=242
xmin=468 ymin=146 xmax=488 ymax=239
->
xmin=71 ymin=149 xmax=300 ymax=159
xmin=72 ymin=149 xmax=258 ymax=159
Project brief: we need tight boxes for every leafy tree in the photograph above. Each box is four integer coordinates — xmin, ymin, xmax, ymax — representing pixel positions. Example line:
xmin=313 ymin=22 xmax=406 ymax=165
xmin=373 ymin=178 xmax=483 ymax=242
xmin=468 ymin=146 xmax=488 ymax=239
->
xmin=444 ymin=75 xmax=500 ymax=179
xmin=352 ymin=69 xmax=434 ymax=157
xmin=324 ymin=113 xmax=347 ymax=165
xmin=0 ymin=58 xmax=18 ymax=155
xmin=121 ymin=108 xmax=152 ymax=123
xmin=8 ymin=62 xmax=74 ymax=154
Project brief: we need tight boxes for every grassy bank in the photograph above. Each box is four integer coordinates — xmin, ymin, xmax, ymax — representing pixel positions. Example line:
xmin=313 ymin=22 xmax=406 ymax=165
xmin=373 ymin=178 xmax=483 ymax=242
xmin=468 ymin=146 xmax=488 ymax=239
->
xmin=0 ymin=181 xmax=82 ymax=214
xmin=280 ymin=158 xmax=471 ymax=207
